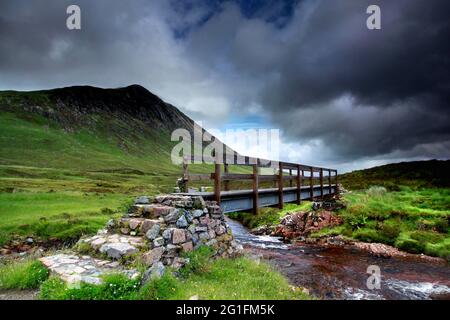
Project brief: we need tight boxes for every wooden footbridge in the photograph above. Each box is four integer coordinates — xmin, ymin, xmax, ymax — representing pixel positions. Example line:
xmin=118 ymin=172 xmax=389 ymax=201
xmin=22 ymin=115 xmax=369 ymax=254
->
xmin=175 ymin=154 xmax=338 ymax=214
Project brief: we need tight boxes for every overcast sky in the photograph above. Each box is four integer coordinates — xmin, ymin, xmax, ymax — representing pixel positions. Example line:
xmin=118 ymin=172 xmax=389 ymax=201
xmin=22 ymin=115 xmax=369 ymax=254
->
xmin=0 ymin=0 xmax=449 ymax=172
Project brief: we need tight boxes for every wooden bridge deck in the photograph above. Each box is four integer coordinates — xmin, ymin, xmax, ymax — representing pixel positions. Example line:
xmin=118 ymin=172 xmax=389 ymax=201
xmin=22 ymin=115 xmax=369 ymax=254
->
xmin=176 ymin=184 xmax=337 ymax=213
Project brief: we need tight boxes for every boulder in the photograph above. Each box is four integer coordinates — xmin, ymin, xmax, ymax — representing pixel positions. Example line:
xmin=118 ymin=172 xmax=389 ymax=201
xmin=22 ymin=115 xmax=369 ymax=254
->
xmin=181 ymin=241 xmax=193 ymax=252
xmin=192 ymin=210 xmax=203 ymax=218
xmin=135 ymin=196 xmax=151 ymax=204
xmin=140 ymin=219 xmax=158 ymax=234
xmin=172 ymin=257 xmax=189 ymax=270
xmin=128 ymin=219 xmax=142 ymax=230
xmin=176 ymin=215 xmax=188 ymax=228
xmin=198 ymin=232 xmax=210 ymax=242
xmin=145 ymin=224 xmax=160 ymax=240
xmin=162 ymin=228 xmax=173 ymax=240
xmin=142 ymin=262 xmax=165 ymax=283
xmin=164 ymin=208 xmax=181 ymax=224
xmin=142 ymin=247 xmax=165 ymax=266
xmin=99 ymin=243 xmax=137 ymax=259
xmin=172 ymin=228 xmax=186 ymax=244
xmin=153 ymin=237 xmax=165 ymax=247
xmin=215 ymin=225 xmax=226 ymax=236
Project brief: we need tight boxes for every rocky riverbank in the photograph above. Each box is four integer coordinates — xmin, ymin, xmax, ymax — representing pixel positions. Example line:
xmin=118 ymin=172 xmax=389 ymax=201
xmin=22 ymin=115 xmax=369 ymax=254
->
xmin=249 ymin=201 xmax=448 ymax=264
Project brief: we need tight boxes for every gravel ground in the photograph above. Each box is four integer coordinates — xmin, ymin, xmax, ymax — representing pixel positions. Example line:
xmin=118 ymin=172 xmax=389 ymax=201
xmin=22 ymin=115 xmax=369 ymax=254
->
xmin=0 ymin=289 xmax=39 ymax=300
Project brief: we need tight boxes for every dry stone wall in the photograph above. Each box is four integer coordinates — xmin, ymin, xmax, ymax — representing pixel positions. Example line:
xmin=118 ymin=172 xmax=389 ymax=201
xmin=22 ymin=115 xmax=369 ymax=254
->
xmin=71 ymin=194 xmax=242 ymax=283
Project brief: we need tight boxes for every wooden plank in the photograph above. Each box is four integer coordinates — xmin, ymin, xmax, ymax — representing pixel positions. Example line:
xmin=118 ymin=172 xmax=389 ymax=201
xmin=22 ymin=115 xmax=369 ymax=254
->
xmin=224 ymin=164 xmax=230 ymax=191
xmin=187 ymin=174 xmax=212 ymax=181
xmin=289 ymin=169 xmax=293 ymax=187
xmin=310 ymin=167 xmax=314 ymax=200
xmin=320 ymin=168 xmax=324 ymax=200
xmin=258 ymin=175 xmax=278 ymax=182
xmin=296 ymin=165 xmax=301 ymax=205
xmin=214 ymin=163 xmax=221 ymax=204
xmin=221 ymin=173 xmax=254 ymax=181
xmin=278 ymin=162 xmax=284 ymax=209
xmin=252 ymin=164 xmax=259 ymax=215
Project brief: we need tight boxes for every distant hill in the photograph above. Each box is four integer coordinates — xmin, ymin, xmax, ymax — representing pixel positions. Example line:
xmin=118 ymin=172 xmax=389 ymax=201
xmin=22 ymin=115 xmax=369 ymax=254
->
xmin=339 ymin=160 xmax=450 ymax=190
xmin=0 ymin=84 xmax=202 ymax=175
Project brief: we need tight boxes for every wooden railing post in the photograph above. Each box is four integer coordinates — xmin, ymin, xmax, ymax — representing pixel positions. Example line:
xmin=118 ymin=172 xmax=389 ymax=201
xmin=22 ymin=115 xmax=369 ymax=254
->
xmin=310 ymin=167 xmax=314 ymax=200
xmin=320 ymin=168 xmax=324 ymax=200
xmin=252 ymin=164 xmax=259 ymax=215
xmin=328 ymin=169 xmax=332 ymax=195
xmin=296 ymin=165 xmax=301 ymax=204
xmin=214 ymin=162 xmax=221 ymax=204
xmin=278 ymin=162 xmax=284 ymax=209
xmin=224 ymin=164 xmax=230 ymax=191
xmin=335 ymin=170 xmax=339 ymax=195
xmin=183 ymin=156 xmax=189 ymax=192
xmin=289 ymin=169 xmax=293 ymax=187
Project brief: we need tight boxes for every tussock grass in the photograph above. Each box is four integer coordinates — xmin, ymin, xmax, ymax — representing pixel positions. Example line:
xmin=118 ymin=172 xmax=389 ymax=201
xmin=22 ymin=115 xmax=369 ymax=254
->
xmin=332 ymin=187 xmax=450 ymax=259
xmin=0 ymin=259 xmax=49 ymax=289
xmin=228 ymin=202 xmax=312 ymax=229
xmin=39 ymin=247 xmax=310 ymax=300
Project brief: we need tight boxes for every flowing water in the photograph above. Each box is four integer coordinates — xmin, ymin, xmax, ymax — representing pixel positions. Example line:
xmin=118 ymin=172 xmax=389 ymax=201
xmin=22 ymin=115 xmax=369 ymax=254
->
xmin=226 ymin=217 xmax=450 ymax=300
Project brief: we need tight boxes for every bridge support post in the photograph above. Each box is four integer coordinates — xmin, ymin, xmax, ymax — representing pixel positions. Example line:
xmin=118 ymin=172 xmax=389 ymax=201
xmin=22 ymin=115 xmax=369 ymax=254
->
xmin=328 ymin=169 xmax=332 ymax=196
xmin=310 ymin=167 xmax=314 ymax=201
xmin=278 ymin=162 xmax=284 ymax=209
xmin=183 ymin=156 xmax=189 ymax=192
xmin=289 ymin=169 xmax=293 ymax=187
xmin=320 ymin=168 xmax=324 ymax=200
xmin=296 ymin=165 xmax=302 ymax=205
xmin=224 ymin=164 xmax=230 ymax=191
xmin=252 ymin=164 xmax=259 ymax=215
xmin=335 ymin=170 xmax=339 ymax=196
xmin=214 ymin=162 xmax=221 ymax=204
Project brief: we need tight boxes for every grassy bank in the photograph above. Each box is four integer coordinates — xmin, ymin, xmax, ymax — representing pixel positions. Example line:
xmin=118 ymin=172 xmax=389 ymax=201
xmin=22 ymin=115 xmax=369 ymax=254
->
xmin=0 ymin=192 xmax=131 ymax=246
xmin=317 ymin=187 xmax=450 ymax=259
xmin=0 ymin=248 xmax=309 ymax=300
xmin=229 ymin=187 xmax=450 ymax=260
xmin=228 ymin=202 xmax=312 ymax=229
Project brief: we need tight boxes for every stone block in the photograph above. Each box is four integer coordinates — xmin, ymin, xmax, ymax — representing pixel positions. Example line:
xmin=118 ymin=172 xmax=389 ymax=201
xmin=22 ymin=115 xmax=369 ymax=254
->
xmin=172 ymin=228 xmax=186 ymax=244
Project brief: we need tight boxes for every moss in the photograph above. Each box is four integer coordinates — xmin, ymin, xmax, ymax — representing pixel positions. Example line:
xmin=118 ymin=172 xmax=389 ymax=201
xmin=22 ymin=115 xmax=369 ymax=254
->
xmin=410 ymin=231 xmax=445 ymax=244
xmin=395 ymin=239 xmax=424 ymax=254
xmin=353 ymin=228 xmax=388 ymax=243
xmin=228 ymin=202 xmax=312 ymax=229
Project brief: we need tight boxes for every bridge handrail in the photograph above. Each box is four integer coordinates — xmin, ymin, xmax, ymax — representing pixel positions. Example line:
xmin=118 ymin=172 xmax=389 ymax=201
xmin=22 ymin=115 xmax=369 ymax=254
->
xmin=182 ymin=154 xmax=338 ymax=214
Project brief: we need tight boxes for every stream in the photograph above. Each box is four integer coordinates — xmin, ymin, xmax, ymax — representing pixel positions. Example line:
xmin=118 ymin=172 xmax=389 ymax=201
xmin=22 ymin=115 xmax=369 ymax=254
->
xmin=226 ymin=217 xmax=450 ymax=300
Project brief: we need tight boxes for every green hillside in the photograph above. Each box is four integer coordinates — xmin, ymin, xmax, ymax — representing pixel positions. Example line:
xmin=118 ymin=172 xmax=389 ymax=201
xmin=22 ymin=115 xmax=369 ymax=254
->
xmin=339 ymin=160 xmax=450 ymax=191
xmin=0 ymin=85 xmax=208 ymax=246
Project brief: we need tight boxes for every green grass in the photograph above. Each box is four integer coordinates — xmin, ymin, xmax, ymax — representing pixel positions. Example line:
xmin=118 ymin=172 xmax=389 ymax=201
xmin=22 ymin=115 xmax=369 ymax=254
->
xmin=39 ymin=247 xmax=309 ymax=300
xmin=324 ymin=187 xmax=450 ymax=260
xmin=228 ymin=202 xmax=312 ymax=229
xmin=0 ymin=259 xmax=49 ymax=289
xmin=339 ymin=160 xmax=450 ymax=190
xmin=0 ymin=109 xmax=216 ymax=246
xmin=0 ymin=192 xmax=131 ymax=246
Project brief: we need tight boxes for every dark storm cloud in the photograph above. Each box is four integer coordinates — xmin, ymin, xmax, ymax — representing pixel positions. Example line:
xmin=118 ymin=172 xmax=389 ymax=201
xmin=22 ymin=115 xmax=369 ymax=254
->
xmin=0 ymin=0 xmax=449 ymax=170
xmin=261 ymin=0 xmax=450 ymax=160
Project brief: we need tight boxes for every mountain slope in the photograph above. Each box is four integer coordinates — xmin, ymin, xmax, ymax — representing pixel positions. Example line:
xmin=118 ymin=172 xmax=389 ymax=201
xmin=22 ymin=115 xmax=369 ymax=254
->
xmin=339 ymin=160 xmax=450 ymax=190
xmin=0 ymin=84 xmax=194 ymax=172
